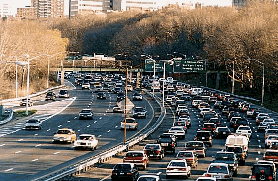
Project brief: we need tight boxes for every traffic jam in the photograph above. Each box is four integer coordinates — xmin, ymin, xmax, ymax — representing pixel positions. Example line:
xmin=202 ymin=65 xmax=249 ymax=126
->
xmin=105 ymin=75 xmax=278 ymax=181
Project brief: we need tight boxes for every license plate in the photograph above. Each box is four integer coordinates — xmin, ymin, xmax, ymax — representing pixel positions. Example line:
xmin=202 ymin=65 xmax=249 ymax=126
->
xmin=161 ymin=143 xmax=168 ymax=146
xmin=202 ymin=137 xmax=205 ymax=139
xmin=120 ymin=172 xmax=124 ymax=175
xmin=150 ymin=154 xmax=153 ymax=156
xmin=223 ymin=132 xmax=226 ymax=134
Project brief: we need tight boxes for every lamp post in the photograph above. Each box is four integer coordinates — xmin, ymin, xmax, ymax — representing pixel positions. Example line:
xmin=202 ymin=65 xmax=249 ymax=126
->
xmin=250 ymin=59 xmax=265 ymax=106
xmin=161 ymin=59 xmax=174 ymax=107
xmin=152 ymin=59 xmax=156 ymax=97
xmin=232 ymin=60 xmax=235 ymax=94
xmin=124 ymin=67 xmax=128 ymax=145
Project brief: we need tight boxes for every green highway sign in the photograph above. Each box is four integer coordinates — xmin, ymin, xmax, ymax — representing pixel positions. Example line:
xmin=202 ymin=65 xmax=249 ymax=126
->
xmin=173 ymin=59 xmax=205 ymax=73
xmin=144 ymin=59 xmax=173 ymax=72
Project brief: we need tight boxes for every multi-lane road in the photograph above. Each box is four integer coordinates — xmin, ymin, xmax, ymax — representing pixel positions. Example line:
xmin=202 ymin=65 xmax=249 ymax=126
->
xmin=66 ymin=91 xmax=278 ymax=181
xmin=0 ymin=81 xmax=158 ymax=181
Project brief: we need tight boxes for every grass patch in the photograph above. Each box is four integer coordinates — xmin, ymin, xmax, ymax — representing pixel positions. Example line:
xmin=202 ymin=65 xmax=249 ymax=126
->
xmin=15 ymin=110 xmax=37 ymax=117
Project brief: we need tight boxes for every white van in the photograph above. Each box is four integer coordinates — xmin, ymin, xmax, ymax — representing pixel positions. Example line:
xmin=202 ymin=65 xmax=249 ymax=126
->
xmin=225 ymin=135 xmax=249 ymax=152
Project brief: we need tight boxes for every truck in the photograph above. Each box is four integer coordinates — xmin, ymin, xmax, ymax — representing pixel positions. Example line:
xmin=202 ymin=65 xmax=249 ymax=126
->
xmin=225 ymin=135 xmax=249 ymax=153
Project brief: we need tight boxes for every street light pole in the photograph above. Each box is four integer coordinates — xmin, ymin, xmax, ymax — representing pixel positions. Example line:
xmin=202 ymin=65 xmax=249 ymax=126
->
xmin=232 ymin=60 xmax=235 ymax=94
xmin=47 ymin=56 xmax=50 ymax=89
xmin=124 ymin=67 xmax=128 ymax=145
xmin=15 ymin=63 xmax=18 ymax=98
xmin=163 ymin=61 xmax=165 ymax=107
xmin=26 ymin=59 xmax=30 ymax=116
xmin=153 ymin=60 xmax=155 ymax=97
xmin=262 ymin=63 xmax=265 ymax=106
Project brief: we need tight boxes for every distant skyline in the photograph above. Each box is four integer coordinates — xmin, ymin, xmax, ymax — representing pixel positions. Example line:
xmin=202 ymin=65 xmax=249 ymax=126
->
xmin=2 ymin=0 xmax=233 ymax=17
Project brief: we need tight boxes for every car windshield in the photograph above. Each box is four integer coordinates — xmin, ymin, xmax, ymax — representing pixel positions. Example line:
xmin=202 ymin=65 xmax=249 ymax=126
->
xmin=208 ymin=165 xmax=228 ymax=174
xmin=126 ymin=152 xmax=143 ymax=157
xmin=268 ymin=136 xmax=278 ymax=140
xmin=237 ymin=120 xmax=247 ymax=125
xmin=215 ymin=153 xmax=234 ymax=160
xmin=177 ymin=152 xmax=193 ymax=157
xmin=47 ymin=92 xmax=53 ymax=96
xmin=27 ymin=119 xmax=38 ymax=123
xmin=158 ymin=137 xmax=172 ymax=142
xmin=134 ymin=107 xmax=144 ymax=112
xmin=252 ymin=165 xmax=273 ymax=176
xmin=169 ymin=161 xmax=185 ymax=167
xmin=265 ymin=151 xmax=278 ymax=156
xmin=114 ymin=164 xmax=131 ymax=170
xmin=238 ymin=127 xmax=250 ymax=130
xmin=170 ymin=127 xmax=183 ymax=131
xmin=81 ymin=110 xmax=91 ymax=113
xmin=267 ymin=130 xmax=278 ymax=134
xmin=145 ymin=144 xmax=160 ymax=150
xmin=186 ymin=142 xmax=203 ymax=147
xmin=197 ymin=132 xmax=210 ymax=137
xmin=57 ymin=130 xmax=70 ymax=134
xmin=59 ymin=90 xmax=67 ymax=94
xmin=138 ymin=177 xmax=157 ymax=181
xmin=226 ymin=147 xmax=242 ymax=153
xmin=79 ymin=136 xmax=92 ymax=140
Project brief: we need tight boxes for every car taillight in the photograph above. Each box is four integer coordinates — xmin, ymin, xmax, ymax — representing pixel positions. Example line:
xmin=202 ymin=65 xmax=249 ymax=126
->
xmin=224 ymin=175 xmax=230 ymax=178
xmin=172 ymin=143 xmax=174 ymax=147
xmin=268 ymin=176 xmax=273 ymax=180
xmin=203 ymin=128 xmax=206 ymax=130
xmin=251 ymin=175 xmax=256 ymax=179
xmin=205 ymin=174 xmax=211 ymax=177
xmin=127 ymin=172 xmax=133 ymax=175
xmin=112 ymin=171 xmax=116 ymax=175
xmin=179 ymin=168 xmax=186 ymax=171
xmin=156 ymin=150 xmax=160 ymax=154
xmin=213 ymin=128 xmax=216 ymax=130
xmin=184 ymin=126 xmax=187 ymax=130
xmin=144 ymin=150 xmax=147 ymax=154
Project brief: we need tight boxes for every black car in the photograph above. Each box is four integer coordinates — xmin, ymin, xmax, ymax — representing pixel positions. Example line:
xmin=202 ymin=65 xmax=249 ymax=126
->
xmin=111 ymin=163 xmax=139 ymax=181
xmin=203 ymin=112 xmax=217 ymax=123
xmin=194 ymin=131 xmax=213 ymax=147
xmin=45 ymin=91 xmax=56 ymax=101
xmin=250 ymin=164 xmax=276 ymax=181
xmin=117 ymin=92 xmax=125 ymax=102
xmin=233 ymin=118 xmax=248 ymax=131
xmin=214 ymin=126 xmax=232 ymax=138
xmin=97 ymin=92 xmax=107 ymax=99
xmin=157 ymin=134 xmax=176 ymax=154
xmin=226 ymin=146 xmax=247 ymax=165
xmin=143 ymin=144 xmax=164 ymax=159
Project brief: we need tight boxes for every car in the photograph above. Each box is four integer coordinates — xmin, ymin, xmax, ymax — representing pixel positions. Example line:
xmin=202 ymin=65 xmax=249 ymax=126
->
xmin=168 ymin=126 xmax=186 ymax=139
xmin=121 ymin=118 xmax=138 ymax=130
xmin=45 ymin=91 xmax=56 ymax=101
xmin=256 ymin=113 xmax=270 ymax=126
xmin=213 ymin=151 xmax=238 ymax=176
xmin=203 ymin=112 xmax=218 ymax=123
xmin=263 ymin=149 xmax=278 ymax=165
xmin=113 ymin=87 xmax=122 ymax=94
xmin=82 ymin=82 xmax=91 ymax=90
xmin=196 ymin=177 xmax=216 ymax=181
xmin=165 ymin=159 xmax=191 ymax=179
xmin=143 ymin=144 xmax=164 ymax=159
xmin=52 ymin=128 xmax=76 ymax=143
xmin=133 ymin=107 xmax=147 ymax=119
xmin=226 ymin=145 xmax=247 ymax=165
xmin=203 ymin=163 xmax=233 ymax=181
xmin=214 ymin=126 xmax=232 ymax=139
xmin=137 ymin=175 xmax=161 ymax=181
xmin=132 ymin=92 xmax=143 ymax=101
xmin=58 ymin=89 xmax=69 ymax=98
xmin=258 ymin=119 xmax=275 ymax=132
xmin=123 ymin=151 xmax=149 ymax=170
xmin=256 ymin=160 xmax=276 ymax=173
xmin=209 ymin=117 xmax=222 ymax=127
xmin=127 ymin=85 xmax=133 ymax=91
xmin=265 ymin=129 xmax=278 ymax=139
xmin=25 ymin=119 xmax=41 ymax=130
xmin=117 ymin=92 xmax=125 ymax=102
xmin=157 ymin=134 xmax=176 ymax=154
xmin=79 ymin=109 xmax=93 ymax=120
xmin=232 ymin=118 xmax=248 ymax=131
xmin=97 ymin=92 xmax=107 ymax=99
xmin=19 ymin=98 xmax=33 ymax=106
xmin=176 ymin=105 xmax=188 ymax=115
xmin=185 ymin=141 xmax=206 ymax=158
xmin=177 ymin=109 xmax=190 ymax=117
xmin=270 ymin=141 xmax=278 ymax=150
xmin=203 ymin=123 xmax=216 ymax=134
xmin=74 ymin=134 xmax=98 ymax=150
xmin=249 ymin=163 xmax=276 ymax=181
xmin=113 ymin=105 xmax=124 ymax=113
xmin=111 ymin=163 xmax=139 ymax=181
xmin=194 ymin=131 xmax=213 ymax=147
xmin=175 ymin=151 xmax=198 ymax=168
xmin=236 ymin=125 xmax=252 ymax=138
xmin=173 ymin=121 xmax=187 ymax=132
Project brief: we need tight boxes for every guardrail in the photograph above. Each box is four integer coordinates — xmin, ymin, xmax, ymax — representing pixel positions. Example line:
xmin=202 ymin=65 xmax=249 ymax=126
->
xmin=33 ymin=90 xmax=166 ymax=181
xmin=0 ymin=109 xmax=13 ymax=125
xmin=0 ymin=85 xmax=65 ymax=105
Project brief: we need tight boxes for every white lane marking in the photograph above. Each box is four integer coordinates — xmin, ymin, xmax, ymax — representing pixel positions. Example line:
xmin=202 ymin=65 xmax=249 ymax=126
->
xmin=58 ymin=125 xmax=62 ymax=128
xmin=74 ymin=117 xmax=77 ymax=119
xmin=34 ymin=134 xmax=38 ymax=136
xmin=115 ymin=126 xmax=118 ymax=128
xmin=0 ymin=144 xmax=6 ymax=147
xmin=99 ymin=117 xmax=102 ymax=120
xmin=87 ymin=125 xmax=90 ymax=128
xmin=78 ymin=130 xmax=80 ymax=132
xmin=18 ymin=139 xmax=23 ymax=141
xmin=54 ymin=152 xmax=60 ymax=155
xmin=35 ymin=144 xmax=42 ymax=147
xmin=67 ymin=121 xmax=70 ymax=123
xmin=15 ymin=151 xmax=21 ymax=154
xmin=107 ymin=130 xmax=110 ymax=133
xmin=5 ymin=168 xmax=13 ymax=172
xmin=47 ymin=129 xmax=50 ymax=132
xmin=98 ymin=135 xmax=102 ymax=138
xmin=100 ymin=174 xmax=111 ymax=181
xmin=104 ymin=114 xmax=106 ymax=116
xmin=32 ymin=158 xmax=38 ymax=162
xmin=94 ymin=121 xmax=97 ymax=123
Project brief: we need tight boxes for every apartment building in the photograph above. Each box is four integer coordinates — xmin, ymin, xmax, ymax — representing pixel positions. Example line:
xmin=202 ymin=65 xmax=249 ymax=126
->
xmin=32 ymin=0 xmax=64 ymax=18
xmin=16 ymin=6 xmax=36 ymax=19
xmin=0 ymin=2 xmax=13 ymax=17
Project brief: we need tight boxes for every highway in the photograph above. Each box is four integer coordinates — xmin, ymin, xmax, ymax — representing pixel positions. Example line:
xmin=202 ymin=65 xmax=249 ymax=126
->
xmin=66 ymin=91 xmax=278 ymax=181
xmin=0 ymin=81 xmax=157 ymax=181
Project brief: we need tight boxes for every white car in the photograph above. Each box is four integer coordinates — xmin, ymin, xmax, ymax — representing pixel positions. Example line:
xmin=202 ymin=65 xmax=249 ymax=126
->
xmin=74 ymin=134 xmax=98 ymax=150
xmin=166 ymin=159 xmax=191 ymax=179
xmin=25 ymin=119 xmax=41 ymax=130
xmin=137 ymin=175 xmax=161 ymax=181
xmin=203 ymin=163 xmax=233 ymax=181
xmin=58 ymin=89 xmax=70 ymax=98
xmin=236 ymin=125 xmax=252 ymax=138
xmin=121 ymin=118 xmax=138 ymax=130
xmin=168 ymin=126 xmax=185 ymax=139
xmin=196 ymin=177 xmax=217 ymax=181
xmin=82 ymin=82 xmax=90 ymax=90
xmin=265 ymin=135 xmax=278 ymax=148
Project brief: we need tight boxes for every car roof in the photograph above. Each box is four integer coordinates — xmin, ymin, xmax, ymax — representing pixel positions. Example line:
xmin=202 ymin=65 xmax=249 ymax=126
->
xmin=266 ymin=149 xmax=278 ymax=152
xmin=209 ymin=163 xmax=229 ymax=166
xmin=127 ymin=151 xmax=144 ymax=154
xmin=79 ymin=134 xmax=94 ymax=137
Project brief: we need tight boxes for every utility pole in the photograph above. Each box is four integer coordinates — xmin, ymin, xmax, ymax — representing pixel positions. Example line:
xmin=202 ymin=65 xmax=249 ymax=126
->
xmin=232 ymin=60 xmax=235 ymax=94
xmin=124 ymin=67 xmax=128 ymax=145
